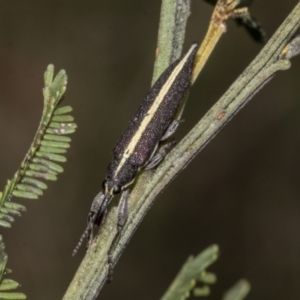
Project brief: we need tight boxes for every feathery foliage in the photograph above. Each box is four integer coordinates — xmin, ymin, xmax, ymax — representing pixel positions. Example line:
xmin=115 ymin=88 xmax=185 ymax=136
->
xmin=0 ymin=235 xmax=26 ymax=299
xmin=161 ymin=245 xmax=219 ymax=300
xmin=0 ymin=65 xmax=76 ymax=228
xmin=161 ymin=245 xmax=251 ymax=300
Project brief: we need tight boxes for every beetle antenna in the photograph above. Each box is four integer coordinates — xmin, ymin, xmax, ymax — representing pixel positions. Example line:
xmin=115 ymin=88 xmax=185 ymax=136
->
xmin=72 ymin=229 xmax=88 ymax=256
xmin=72 ymin=215 xmax=95 ymax=256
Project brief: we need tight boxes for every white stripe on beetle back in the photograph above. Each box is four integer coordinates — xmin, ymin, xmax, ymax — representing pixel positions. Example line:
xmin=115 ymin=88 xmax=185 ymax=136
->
xmin=114 ymin=45 xmax=197 ymax=176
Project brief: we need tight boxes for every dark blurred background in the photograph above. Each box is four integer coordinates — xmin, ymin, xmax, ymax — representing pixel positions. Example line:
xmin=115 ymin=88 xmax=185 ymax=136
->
xmin=0 ymin=0 xmax=299 ymax=299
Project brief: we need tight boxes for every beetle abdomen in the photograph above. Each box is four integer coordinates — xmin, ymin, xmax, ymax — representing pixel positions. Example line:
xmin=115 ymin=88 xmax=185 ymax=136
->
xmin=109 ymin=44 xmax=198 ymax=185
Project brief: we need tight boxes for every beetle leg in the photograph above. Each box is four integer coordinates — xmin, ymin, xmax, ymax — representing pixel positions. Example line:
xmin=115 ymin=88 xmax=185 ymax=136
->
xmin=145 ymin=139 xmax=176 ymax=170
xmin=107 ymin=189 xmax=129 ymax=282
xmin=72 ymin=191 xmax=107 ymax=256
xmin=160 ymin=119 xmax=184 ymax=141
xmin=85 ymin=192 xmax=111 ymax=249
xmin=144 ymin=118 xmax=182 ymax=170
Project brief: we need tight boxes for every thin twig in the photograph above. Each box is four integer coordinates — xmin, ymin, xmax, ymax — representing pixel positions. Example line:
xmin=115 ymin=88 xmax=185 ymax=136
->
xmin=152 ymin=0 xmax=191 ymax=84
xmin=192 ymin=0 xmax=247 ymax=83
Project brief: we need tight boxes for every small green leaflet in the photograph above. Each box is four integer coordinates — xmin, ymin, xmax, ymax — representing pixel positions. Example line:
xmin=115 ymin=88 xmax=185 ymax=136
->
xmin=0 ymin=65 xmax=77 ymax=228
xmin=0 ymin=235 xmax=26 ymax=299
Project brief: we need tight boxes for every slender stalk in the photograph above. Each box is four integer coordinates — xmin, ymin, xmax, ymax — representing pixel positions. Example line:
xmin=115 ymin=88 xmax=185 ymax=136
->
xmin=191 ymin=0 xmax=246 ymax=83
xmin=152 ymin=0 xmax=191 ymax=83
xmin=63 ymin=2 xmax=300 ymax=300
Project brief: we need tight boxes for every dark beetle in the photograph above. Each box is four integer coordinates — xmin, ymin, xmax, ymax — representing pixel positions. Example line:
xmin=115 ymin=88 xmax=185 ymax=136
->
xmin=74 ymin=44 xmax=199 ymax=275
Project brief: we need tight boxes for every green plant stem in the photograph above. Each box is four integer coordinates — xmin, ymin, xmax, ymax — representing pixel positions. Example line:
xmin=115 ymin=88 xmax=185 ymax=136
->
xmin=152 ymin=0 xmax=191 ymax=83
xmin=63 ymin=2 xmax=300 ymax=300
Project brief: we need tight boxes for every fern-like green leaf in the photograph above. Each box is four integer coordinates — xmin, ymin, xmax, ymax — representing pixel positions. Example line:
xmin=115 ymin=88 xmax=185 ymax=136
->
xmin=162 ymin=245 xmax=251 ymax=300
xmin=0 ymin=64 xmax=77 ymax=227
xmin=0 ymin=236 xmax=26 ymax=299
xmin=161 ymin=245 xmax=219 ymax=300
